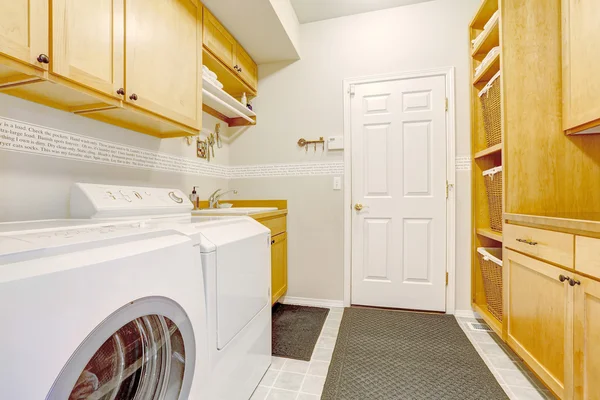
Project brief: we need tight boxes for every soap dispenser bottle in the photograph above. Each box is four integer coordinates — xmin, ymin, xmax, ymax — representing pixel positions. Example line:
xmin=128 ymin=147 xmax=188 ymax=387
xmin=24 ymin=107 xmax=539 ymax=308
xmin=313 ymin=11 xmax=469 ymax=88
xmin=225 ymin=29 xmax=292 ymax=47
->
xmin=191 ymin=186 xmax=199 ymax=210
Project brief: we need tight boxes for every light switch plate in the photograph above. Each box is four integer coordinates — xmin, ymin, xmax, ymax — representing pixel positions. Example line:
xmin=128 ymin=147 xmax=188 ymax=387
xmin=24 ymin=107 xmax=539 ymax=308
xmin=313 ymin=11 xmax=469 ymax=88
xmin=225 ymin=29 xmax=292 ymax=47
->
xmin=333 ymin=176 xmax=342 ymax=190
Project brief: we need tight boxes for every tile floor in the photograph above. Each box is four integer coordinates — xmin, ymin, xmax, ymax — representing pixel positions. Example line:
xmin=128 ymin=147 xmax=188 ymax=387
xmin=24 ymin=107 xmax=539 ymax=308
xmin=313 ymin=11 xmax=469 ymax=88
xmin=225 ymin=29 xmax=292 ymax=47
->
xmin=252 ymin=308 xmax=556 ymax=400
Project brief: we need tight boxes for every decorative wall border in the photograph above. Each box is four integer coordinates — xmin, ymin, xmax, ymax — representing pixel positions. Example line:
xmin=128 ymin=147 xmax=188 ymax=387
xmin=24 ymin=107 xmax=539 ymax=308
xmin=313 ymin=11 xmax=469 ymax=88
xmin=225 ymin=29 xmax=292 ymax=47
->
xmin=0 ymin=116 xmax=471 ymax=178
xmin=0 ymin=116 xmax=343 ymax=179
xmin=456 ymin=156 xmax=472 ymax=171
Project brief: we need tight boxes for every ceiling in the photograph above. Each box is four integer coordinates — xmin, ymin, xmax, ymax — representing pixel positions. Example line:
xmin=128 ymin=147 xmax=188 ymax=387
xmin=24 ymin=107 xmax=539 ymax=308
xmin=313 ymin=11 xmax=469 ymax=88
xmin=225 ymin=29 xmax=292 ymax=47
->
xmin=291 ymin=0 xmax=435 ymax=23
xmin=202 ymin=0 xmax=300 ymax=64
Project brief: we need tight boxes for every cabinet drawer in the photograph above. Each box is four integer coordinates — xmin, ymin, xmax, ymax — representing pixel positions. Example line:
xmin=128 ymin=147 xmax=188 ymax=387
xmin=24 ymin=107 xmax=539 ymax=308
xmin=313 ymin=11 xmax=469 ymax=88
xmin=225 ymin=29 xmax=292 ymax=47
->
xmin=575 ymin=236 xmax=600 ymax=278
xmin=505 ymin=224 xmax=574 ymax=268
xmin=259 ymin=215 xmax=286 ymax=236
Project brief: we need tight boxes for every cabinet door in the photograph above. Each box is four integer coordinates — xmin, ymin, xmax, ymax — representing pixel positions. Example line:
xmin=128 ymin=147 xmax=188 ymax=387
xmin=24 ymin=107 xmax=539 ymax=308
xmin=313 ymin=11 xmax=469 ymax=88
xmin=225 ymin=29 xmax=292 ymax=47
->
xmin=505 ymin=250 xmax=573 ymax=398
xmin=125 ymin=0 xmax=200 ymax=129
xmin=52 ymin=0 xmax=124 ymax=98
xmin=235 ymin=44 xmax=258 ymax=91
xmin=203 ymin=7 xmax=236 ymax=69
xmin=573 ymin=275 xmax=600 ymax=400
xmin=0 ymin=0 xmax=48 ymax=70
xmin=563 ymin=0 xmax=600 ymax=133
xmin=271 ymin=232 xmax=288 ymax=305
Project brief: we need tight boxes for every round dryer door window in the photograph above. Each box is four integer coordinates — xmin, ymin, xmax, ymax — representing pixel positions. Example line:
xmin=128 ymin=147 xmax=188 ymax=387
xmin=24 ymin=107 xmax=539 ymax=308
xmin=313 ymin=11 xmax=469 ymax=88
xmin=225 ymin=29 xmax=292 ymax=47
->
xmin=48 ymin=297 xmax=196 ymax=400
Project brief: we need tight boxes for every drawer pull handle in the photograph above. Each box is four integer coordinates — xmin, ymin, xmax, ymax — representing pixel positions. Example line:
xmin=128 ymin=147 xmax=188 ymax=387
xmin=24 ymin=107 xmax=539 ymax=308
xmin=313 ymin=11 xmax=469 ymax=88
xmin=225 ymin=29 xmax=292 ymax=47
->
xmin=516 ymin=238 xmax=538 ymax=246
xmin=559 ymin=274 xmax=570 ymax=283
xmin=569 ymin=278 xmax=581 ymax=286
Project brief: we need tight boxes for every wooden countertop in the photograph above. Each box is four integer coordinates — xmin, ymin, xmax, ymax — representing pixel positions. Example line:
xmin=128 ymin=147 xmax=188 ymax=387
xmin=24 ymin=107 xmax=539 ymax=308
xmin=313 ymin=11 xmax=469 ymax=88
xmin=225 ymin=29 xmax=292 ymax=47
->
xmin=250 ymin=209 xmax=287 ymax=221
xmin=505 ymin=212 xmax=600 ymax=236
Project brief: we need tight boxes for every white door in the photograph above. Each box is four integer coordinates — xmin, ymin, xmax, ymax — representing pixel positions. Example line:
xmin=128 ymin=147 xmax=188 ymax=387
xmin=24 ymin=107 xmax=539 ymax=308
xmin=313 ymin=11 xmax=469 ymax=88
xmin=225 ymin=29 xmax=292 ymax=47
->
xmin=351 ymin=74 xmax=448 ymax=311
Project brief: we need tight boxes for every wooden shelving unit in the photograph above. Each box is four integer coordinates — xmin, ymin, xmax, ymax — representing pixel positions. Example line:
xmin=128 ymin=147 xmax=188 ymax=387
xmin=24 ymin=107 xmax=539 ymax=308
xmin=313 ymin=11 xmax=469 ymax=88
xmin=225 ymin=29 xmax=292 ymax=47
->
xmin=470 ymin=0 xmax=503 ymax=333
xmin=476 ymin=228 xmax=503 ymax=242
xmin=472 ymin=17 xmax=499 ymax=59
xmin=473 ymin=52 xmax=500 ymax=89
xmin=474 ymin=143 xmax=502 ymax=159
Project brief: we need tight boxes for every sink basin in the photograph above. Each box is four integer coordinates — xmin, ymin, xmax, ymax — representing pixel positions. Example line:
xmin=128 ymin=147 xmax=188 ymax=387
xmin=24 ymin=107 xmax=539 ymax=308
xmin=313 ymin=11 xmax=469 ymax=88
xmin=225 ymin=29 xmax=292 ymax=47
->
xmin=192 ymin=207 xmax=278 ymax=216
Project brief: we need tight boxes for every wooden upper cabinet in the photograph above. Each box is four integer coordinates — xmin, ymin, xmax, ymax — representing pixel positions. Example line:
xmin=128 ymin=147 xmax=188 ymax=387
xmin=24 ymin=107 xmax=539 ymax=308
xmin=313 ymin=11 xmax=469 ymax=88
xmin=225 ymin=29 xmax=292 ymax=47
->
xmin=202 ymin=6 xmax=258 ymax=93
xmin=125 ymin=0 xmax=201 ymax=129
xmin=505 ymin=250 xmax=572 ymax=399
xmin=235 ymin=45 xmax=258 ymax=90
xmin=0 ymin=0 xmax=48 ymax=71
xmin=203 ymin=7 xmax=236 ymax=69
xmin=562 ymin=0 xmax=600 ymax=134
xmin=51 ymin=0 xmax=124 ymax=99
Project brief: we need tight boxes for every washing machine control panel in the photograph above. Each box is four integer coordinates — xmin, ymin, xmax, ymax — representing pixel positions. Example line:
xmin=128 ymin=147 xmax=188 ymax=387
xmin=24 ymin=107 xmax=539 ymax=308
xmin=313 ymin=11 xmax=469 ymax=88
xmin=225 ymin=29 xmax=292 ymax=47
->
xmin=71 ymin=183 xmax=193 ymax=219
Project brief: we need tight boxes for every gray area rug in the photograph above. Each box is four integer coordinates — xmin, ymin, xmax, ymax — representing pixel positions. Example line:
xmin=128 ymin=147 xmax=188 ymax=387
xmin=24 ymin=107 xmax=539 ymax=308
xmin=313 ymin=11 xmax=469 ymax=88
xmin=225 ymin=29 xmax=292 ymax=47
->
xmin=322 ymin=308 xmax=509 ymax=400
xmin=272 ymin=303 xmax=329 ymax=361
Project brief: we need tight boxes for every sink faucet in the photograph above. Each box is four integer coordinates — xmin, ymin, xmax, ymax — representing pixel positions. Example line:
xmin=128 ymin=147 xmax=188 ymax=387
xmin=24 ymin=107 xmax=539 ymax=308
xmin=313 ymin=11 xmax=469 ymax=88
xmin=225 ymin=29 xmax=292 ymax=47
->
xmin=208 ymin=189 xmax=238 ymax=208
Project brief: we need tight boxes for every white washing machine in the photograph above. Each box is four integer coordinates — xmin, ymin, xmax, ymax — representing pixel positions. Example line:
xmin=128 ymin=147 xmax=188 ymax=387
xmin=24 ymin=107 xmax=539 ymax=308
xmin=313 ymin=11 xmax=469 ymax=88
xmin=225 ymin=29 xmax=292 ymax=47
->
xmin=71 ymin=183 xmax=273 ymax=400
xmin=0 ymin=219 xmax=208 ymax=399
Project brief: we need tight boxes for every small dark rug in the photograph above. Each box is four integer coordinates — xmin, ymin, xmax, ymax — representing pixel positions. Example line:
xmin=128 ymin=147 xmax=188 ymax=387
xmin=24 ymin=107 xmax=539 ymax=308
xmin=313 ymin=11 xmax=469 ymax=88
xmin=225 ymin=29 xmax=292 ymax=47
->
xmin=322 ymin=308 xmax=509 ymax=400
xmin=272 ymin=303 xmax=329 ymax=361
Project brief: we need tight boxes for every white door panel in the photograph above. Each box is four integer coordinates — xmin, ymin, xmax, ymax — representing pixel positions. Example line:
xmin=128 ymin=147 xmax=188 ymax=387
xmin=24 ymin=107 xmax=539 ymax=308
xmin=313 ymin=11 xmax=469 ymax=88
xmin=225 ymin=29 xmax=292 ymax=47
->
xmin=351 ymin=75 xmax=447 ymax=311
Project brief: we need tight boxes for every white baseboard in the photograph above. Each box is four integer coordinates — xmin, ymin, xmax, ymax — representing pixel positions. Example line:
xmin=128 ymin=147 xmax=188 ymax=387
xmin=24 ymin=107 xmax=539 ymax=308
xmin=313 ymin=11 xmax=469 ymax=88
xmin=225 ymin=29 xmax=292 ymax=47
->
xmin=454 ymin=309 xmax=480 ymax=319
xmin=279 ymin=296 xmax=344 ymax=308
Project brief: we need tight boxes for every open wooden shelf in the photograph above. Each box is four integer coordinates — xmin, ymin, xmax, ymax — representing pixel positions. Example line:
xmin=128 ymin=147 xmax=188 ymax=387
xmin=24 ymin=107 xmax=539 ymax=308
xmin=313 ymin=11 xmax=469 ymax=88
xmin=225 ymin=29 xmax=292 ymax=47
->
xmin=202 ymin=76 xmax=256 ymax=127
xmin=473 ymin=303 xmax=502 ymax=336
xmin=475 ymin=143 xmax=502 ymax=159
xmin=470 ymin=0 xmax=499 ymax=29
xmin=477 ymin=228 xmax=503 ymax=242
xmin=472 ymin=17 xmax=499 ymax=60
xmin=473 ymin=52 xmax=500 ymax=89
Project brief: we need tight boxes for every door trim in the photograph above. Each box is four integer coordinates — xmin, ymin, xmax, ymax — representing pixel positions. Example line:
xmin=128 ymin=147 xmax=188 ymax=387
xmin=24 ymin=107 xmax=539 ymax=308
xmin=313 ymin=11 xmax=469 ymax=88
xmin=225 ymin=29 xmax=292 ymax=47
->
xmin=342 ymin=67 xmax=457 ymax=313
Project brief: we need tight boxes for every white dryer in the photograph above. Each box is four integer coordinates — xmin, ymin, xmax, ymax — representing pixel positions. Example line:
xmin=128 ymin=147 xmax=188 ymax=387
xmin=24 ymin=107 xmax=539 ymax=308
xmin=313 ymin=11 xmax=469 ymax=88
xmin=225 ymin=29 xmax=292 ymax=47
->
xmin=71 ymin=183 xmax=273 ymax=400
xmin=0 ymin=219 xmax=207 ymax=399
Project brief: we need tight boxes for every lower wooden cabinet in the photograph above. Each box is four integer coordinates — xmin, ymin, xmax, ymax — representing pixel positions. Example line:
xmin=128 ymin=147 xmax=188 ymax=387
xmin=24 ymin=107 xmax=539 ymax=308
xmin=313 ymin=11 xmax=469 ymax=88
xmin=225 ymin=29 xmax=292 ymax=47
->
xmin=573 ymin=275 xmax=600 ymax=400
xmin=506 ymin=247 xmax=600 ymax=399
xmin=271 ymin=232 xmax=288 ymax=305
xmin=505 ymin=250 xmax=571 ymax=398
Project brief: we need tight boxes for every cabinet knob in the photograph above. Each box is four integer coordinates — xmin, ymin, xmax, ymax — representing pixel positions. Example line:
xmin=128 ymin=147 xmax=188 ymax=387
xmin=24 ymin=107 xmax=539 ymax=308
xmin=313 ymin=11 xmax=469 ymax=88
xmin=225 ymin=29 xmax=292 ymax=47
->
xmin=116 ymin=88 xmax=125 ymax=95
xmin=129 ymin=93 xmax=138 ymax=101
xmin=559 ymin=274 xmax=570 ymax=282
xmin=569 ymin=278 xmax=581 ymax=286
xmin=37 ymin=54 xmax=50 ymax=64
xmin=271 ymin=239 xmax=275 ymax=245
xmin=238 ymin=67 xmax=243 ymax=73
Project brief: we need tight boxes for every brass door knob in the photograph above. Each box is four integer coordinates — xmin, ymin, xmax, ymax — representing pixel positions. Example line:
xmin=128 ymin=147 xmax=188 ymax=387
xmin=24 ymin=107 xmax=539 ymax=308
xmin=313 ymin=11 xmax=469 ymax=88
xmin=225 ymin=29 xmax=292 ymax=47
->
xmin=354 ymin=203 xmax=363 ymax=211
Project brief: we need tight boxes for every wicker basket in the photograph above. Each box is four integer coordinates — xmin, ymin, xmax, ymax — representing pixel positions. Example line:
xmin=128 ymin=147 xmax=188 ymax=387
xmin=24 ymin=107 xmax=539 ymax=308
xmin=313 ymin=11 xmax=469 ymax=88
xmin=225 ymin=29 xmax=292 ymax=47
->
xmin=479 ymin=71 xmax=502 ymax=147
xmin=483 ymin=166 xmax=503 ymax=232
xmin=477 ymin=247 xmax=503 ymax=321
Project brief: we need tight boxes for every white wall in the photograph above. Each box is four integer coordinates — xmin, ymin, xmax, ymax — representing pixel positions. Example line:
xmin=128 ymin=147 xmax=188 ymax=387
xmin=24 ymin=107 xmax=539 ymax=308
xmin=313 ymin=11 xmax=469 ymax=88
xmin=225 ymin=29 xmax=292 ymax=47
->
xmin=230 ymin=0 xmax=478 ymax=309
xmin=0 ymin=94 xmax=230 ymax=221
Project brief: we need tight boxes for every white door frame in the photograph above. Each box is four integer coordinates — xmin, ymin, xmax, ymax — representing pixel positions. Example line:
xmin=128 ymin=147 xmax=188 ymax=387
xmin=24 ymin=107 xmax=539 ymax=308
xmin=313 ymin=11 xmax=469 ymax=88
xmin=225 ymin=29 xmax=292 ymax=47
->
xmin=342 ymin=66 xmax=457 ymax=314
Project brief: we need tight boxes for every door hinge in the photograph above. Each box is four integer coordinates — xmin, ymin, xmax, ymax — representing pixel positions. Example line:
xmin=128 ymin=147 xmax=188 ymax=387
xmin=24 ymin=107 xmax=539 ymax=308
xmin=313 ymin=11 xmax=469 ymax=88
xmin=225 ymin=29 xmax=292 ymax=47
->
xmin=445 ymin=98 xmax=449 ymax=111
xmin=349 ymin=84 xmax=355 ymax=96
xmin=446 ymin=272 xmax=449 ymax=286
xmin=446 ymin=181 xmax=454 ymax=199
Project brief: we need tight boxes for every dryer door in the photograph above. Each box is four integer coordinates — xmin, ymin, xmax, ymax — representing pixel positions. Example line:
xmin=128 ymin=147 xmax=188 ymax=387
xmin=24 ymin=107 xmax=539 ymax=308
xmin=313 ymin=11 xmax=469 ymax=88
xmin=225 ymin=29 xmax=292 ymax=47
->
xmin=47 ymin=297 xmax=196 ymax=400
